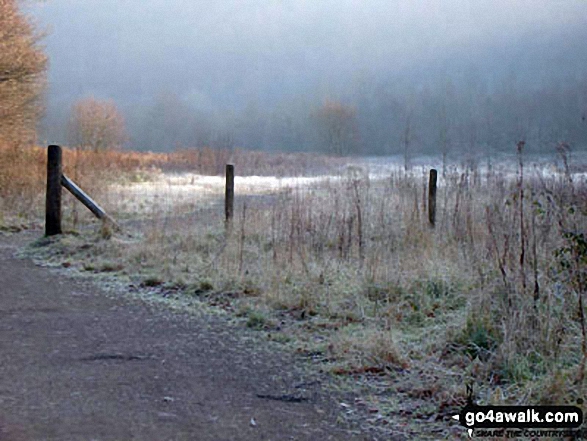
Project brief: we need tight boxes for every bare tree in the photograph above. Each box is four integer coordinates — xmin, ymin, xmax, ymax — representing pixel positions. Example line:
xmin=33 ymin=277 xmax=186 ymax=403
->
xmin=401 ymin=110 xmax=414 ymax=171
xmin=314 ymin=100 xmax=359 ymax=156
xmin=0 ymin=0 xmax=47 ymax=146
xmin=437 ymin=103 xmax=451 ymax=177
xmin=68 ymin=97 xmax=127 ymax=152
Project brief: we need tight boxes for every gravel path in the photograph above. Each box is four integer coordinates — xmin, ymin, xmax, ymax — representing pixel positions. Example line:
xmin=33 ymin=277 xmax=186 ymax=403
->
xmin=0 ymin=233 xmax=365 ymax=441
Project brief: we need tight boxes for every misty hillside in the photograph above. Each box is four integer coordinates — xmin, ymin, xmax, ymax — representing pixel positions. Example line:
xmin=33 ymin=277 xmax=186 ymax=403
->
xmin=31 ymin=0 xmax=587 ymax=155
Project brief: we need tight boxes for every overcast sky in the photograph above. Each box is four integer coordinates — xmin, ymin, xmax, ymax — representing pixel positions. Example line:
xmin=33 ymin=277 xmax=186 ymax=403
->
xmin=28 ymin=0 xmax=587 ymax=105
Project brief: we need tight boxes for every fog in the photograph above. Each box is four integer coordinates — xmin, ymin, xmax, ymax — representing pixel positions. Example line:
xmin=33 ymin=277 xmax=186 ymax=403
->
xmin=30 ymin=0 xmax=587 ymax=156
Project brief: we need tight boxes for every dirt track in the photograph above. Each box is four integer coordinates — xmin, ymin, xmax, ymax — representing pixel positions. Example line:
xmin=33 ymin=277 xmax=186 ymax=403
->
xmin=0 ymin=233 xmax=365 ymax=441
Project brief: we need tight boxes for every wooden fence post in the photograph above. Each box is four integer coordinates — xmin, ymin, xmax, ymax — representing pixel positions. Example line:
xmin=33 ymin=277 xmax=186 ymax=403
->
xmin=45 ymin=145 xmax=63 ymax=236
xmin=61 ymin=174 xmax=119 ymax=230
xmin=428 ymin=168 xmax=437 ymax=228
xmin=225 ymin=164 xmax=234 ymax=225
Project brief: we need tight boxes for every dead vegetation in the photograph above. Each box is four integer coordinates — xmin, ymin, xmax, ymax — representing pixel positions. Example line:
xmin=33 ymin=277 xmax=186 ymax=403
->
xmin=0 ymin=145 xmax=342 ymax=227
xmin=12 ymin=142 xmax=586 ymax=438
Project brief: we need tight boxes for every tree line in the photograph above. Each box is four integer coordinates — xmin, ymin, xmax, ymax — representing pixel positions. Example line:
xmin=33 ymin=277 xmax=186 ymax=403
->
xmin=2 ymin=0 xmax=586 ymax=162
xmin=123 ymin=73 xmax=586 ymax=160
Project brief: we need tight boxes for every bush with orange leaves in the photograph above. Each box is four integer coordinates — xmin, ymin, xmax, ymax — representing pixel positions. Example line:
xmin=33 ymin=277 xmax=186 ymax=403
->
xmin=68 ymin=97 xmax=127 ymax=152
xmin=0 ymin=0 xmax=47 ymax=146
xmin=0 ymin=0 xmax=47 ymax=224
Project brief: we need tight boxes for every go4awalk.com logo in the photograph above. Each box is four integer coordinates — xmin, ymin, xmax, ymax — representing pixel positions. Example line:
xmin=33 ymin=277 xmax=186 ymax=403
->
xmin=452 ymin=386 xmax=584 ymax=438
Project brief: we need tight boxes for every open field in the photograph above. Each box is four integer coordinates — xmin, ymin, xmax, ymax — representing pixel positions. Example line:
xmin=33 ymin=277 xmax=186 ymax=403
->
xmin=4 ymin=0 xmax=587 ymax=437
xmin=2 ymin=145 xmax=587 ymax=438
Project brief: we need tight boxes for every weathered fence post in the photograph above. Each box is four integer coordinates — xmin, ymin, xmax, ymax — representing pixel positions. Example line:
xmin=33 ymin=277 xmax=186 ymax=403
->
xmin=428 ymin=168 xmax=437 ymax=228
xmin=61 ymin=174 xmax=119 ymax=230
xmin=45 ymin=145 xmax=63 ymax=236
xmin=225 ymin=164 xmax=234 ymax=225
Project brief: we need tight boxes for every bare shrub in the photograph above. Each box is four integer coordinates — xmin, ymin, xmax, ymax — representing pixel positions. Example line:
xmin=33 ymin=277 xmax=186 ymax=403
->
xmin=68 ymin=97 xmax=127 ymax=152
xmin=313 ymin=100 xmax=360 ymax=156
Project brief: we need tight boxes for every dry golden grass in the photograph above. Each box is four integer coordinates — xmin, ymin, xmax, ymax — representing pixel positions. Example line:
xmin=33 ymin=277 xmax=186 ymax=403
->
xmin=162 ymin=147 xmax=343 ymax=176
xmin=0 ymin=143 xmax=46 ymax=225
xmin=0 ymin=144 xmax=144 ymax=226
xmin=0 ymin=145 xmax=340 ymax=227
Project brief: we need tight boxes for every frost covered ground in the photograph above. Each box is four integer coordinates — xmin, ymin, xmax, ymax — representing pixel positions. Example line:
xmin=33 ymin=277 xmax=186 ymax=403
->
xmin=106 ymin=173 xmax=341 ymax=216
xmin=103 ymin=152 xmax=587 ymax=218
xmin=36 ymin=150 xmax=587 ymax=440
